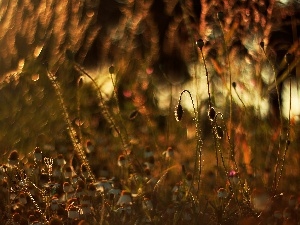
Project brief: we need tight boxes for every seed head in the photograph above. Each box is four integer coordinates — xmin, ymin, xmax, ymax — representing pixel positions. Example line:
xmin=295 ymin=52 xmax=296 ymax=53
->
xmin=232 ymin=82 xmax=236 ymax=88
xmin=8 ymin=150 xmax=19 ymax=161
xmin=208 ymin=107 xmax=216 ymax=121
xmin=109 ymin=65 xmax=115 ymax=74
xmin=129 ymin=110 xmax=139 ymax=120
xmin=175 ymin=104 xmax=183 ymax=121
xmin=65 ymin=49 xmax=74 ymax=61
xmin=77 ymin=76 xmax=83 ymax=88
xmin=217 ymin=12 xmax=224 ymax=21
xmin=216 ymin=126 xmax=223 ymax=139
xmin=196 ymin=39 xmax=204 ymax=50
xmin=285 ymin=53 xmax=293 ymax=64
xmin=260 ymin=41 xmax=264 ymax=49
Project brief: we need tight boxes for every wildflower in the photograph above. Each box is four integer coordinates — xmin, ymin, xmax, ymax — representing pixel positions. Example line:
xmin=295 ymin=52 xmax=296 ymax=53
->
xmin=8 ymin=150 xmax=19 ymax=167
xmin=285 ymin=53 xmax=293 ymax=64
xmin=232 ymin=82 xmax=237 ymax=88
xmin=172 ymin=182 xmax=182 ymax=202
xmin=129 ymin=110 xmax=139 ymax=120
xmin=34 ymin=147 xmax=43 ymax=162
xmin=94 ymin=179 xmax=112 ymax=193
xmin=85 ymin=140 xmax=94 ymax=153
xmin=216 ymin=126 xmax=223 ymax=139
xmin=117 ymin=155 xmax=127 ymax=167
xmin=117 ymin=190 xmax=132 ymax=206
xmin=109 ymin=65 xmax=115 ymax=74
xmin=196 ymin=39 xmax=204 ymax=50
xmin=185 ymin=172 xmax=193 ymax=187
xmin=208 ymin=107 xmax=216 ymax=121
xmin=228 ymin=170 xmax=239 ymax=184
xmin=56 ymin=154 xmax=65 ymax=167
xmin=217 ymin=188 xmax=228 ymax=198
xmin=77 ymin=76 xmax=84 ymax=88
xmin=163 ymin=147 xmax=174 ymax=160
xmin=175 ymin=104 xmax=183 ymax=121
xmin=217 ymin=11 xmax=224 ymax=21
xmin=260 ymin=41 xmax=264 ymax=49
xmin=108 ymin=187 xmax=121 ymax=201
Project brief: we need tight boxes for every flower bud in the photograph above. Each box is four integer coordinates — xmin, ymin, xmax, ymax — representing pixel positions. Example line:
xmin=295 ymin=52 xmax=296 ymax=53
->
xmin=175 ymin=104 xmax=183 ymax=121
xmin=208 ymin=107 xmax=216 ymax=121
xmin=196 ymin=39 xmax=204 ymax=50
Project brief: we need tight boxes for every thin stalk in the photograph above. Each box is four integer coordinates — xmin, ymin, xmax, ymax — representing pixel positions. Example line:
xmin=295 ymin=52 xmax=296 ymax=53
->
xmin=74 ymin=63 xmax=129 ymax=149
xmin=109 ymin=70 xmax=130 ymax=148
xmin=177 ymin=90 xmax=203 ymax=193
xmin=275 ymin=69 xmax=292 ymax=191
xmin=46 ymin=69 xmax=95 ymax=182
xmin=218 ymin=18 xmax=233 ymax=140
xmin=261 ymin=46 xmax=284 ymax=191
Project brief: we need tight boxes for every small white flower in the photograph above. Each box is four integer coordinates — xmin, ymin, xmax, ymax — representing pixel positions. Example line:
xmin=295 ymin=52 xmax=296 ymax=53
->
xmin=117 ymin=191 xmax=132 ymax=206
xmin=163 ymin=147 xmax=174 ymax=159
xmin=117 ymin=155 xmax=127 ymax=167
xmin=94 ymin=180 xmax=112 ymax=193
xmin=56 ymin=155 xmax=65 ymax=166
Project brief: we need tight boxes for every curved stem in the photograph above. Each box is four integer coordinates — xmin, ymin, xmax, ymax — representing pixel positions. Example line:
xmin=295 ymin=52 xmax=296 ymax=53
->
xmin=178 ymin=90 xmax=203 ymax=193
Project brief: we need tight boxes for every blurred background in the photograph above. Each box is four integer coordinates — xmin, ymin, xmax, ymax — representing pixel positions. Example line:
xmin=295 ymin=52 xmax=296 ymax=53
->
xmin=0 ymin=0 xmax=300 ymax=190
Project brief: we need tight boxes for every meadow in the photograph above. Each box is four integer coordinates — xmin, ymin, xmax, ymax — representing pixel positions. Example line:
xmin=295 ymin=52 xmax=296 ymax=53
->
xmin=0 ymin=0 xmax=300 ymax=224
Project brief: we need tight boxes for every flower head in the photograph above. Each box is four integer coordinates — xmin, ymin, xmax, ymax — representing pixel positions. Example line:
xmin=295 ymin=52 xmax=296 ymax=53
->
xmin=117 ymin=190 xmax=132 ymax=206
xmin=175 ymin=104 xmax=183 ymax=121
xmin=8 ymin=150 xmax=19 ymax=166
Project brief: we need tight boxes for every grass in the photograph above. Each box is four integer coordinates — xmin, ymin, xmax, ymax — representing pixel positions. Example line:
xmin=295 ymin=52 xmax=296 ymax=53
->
xmin=0 ymin=0 xmax=300 ymax=224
